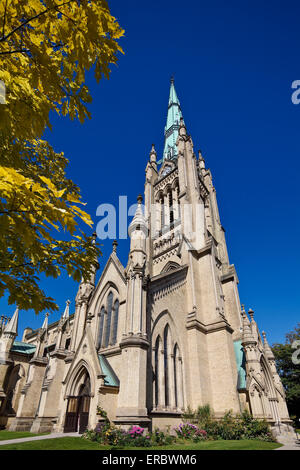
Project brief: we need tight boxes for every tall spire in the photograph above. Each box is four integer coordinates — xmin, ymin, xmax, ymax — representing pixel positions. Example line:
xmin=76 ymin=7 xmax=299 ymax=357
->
xmin=163 ymin=77 xmax=184 ymax=162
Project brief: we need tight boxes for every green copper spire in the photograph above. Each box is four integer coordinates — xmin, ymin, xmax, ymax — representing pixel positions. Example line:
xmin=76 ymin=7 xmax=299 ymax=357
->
xmin=163 ymin=78 xmax=184 ymax=161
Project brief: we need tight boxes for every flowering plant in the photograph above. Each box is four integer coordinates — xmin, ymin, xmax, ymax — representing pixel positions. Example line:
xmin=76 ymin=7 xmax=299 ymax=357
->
xmin=128 ymin=425 xmax=145 ymax=438
xmin=174 ymin=423 xmax=207 ymax=440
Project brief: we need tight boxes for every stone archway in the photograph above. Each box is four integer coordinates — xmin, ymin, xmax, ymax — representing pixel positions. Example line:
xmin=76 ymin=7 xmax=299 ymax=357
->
xmin=64 ymin=366 xmax=91 ymax=433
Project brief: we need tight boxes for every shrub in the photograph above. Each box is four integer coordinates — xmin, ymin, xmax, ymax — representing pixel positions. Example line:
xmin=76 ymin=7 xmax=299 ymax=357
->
xmin=181 ymin=407 xmax=275 ymax=442
xmin=183 ymin=404 xmax=214 ymax=430
xmin=174 ymin=423 xmax=207 ymax=441
xmin=151 ymin=428 xmax=176 ymax=446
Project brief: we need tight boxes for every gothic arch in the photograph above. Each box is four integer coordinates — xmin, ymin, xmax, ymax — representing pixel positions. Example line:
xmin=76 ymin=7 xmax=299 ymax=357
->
xmin=1 ymin=364 xmax=26 ymax=416
xmin=94 ymin=281 xmax=119 ymax=316
xmin=171 ymin=177 xmax=179 ymax=190
xmin=151 ymin=311 xmax=184 ymax=411
xmin=161 ymin=261 xmax=181 ymax=274
xmin=65 ymin=360 xmax=95 ymax=398
xmin=96 ymin=289 xmax=120 ymax=350
xmin=94 ymin=282 xmax=120 ymax=349
xmin=155 ymin=189 xmax=164 ymax=203
xmin=151 ymin=310 xmax=181 ymax=351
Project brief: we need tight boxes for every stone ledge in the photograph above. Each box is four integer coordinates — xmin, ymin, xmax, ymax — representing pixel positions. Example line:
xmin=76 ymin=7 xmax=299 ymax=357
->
xmin=119 ymin=336 xmax=149 ymax=350
xmin=186 ymin=317 xmax=234 ymax=335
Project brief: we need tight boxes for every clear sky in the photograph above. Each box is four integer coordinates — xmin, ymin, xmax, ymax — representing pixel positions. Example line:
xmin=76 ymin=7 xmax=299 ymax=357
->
xmin=2 ymin=0 xmax=300 ymax=344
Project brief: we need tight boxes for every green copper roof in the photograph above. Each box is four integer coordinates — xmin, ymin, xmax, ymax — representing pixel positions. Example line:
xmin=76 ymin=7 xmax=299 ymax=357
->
xmin=98 ymin=354 xmax=120 ymax=387
xmin=11 ymin=341 xmax=36 ymax=355
xmin=234 ymin=340 xmax=247 ymax=390
xmin=163 ymin=78 xmax=184 ymax=162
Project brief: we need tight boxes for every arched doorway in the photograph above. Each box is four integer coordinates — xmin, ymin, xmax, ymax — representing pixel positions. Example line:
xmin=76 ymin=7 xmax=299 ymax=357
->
xmin=64 ymin=368 xmax=91 ymax=433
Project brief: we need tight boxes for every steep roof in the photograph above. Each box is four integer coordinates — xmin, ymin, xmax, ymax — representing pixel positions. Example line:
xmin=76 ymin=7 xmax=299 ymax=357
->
xmin=163 ymin=78 xmax=184 ymax=162
xmin=98 ymin=354 xmax=120 ymax=387
xmin=11 ymin=341 xmax=36 ymax=355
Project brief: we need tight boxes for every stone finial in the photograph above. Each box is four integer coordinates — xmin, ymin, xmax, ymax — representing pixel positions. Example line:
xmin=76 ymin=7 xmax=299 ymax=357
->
xmin=62 ymin=300 xmax=70 ymax=321
xmin=128 ymin=195 xmax=147 ymax=238
xmin=262 ymin=330 xmax=275 ymax=359
xmin=241 ymin=308 xmax=256 ymax=345
xmin=150 ymin=144 xmax=157 ymax=163
xmin=198 ymin=150 xmax=206 ymax=171
xmin=248 ymin=308 xmax=254 ymax=321
xmin=112 ymin=240 xmax=118 ymax=253
xmin=241 ymin=304 xmax=246 ymax=316
xmin=41 ymin=312 xmax=49 ymax=330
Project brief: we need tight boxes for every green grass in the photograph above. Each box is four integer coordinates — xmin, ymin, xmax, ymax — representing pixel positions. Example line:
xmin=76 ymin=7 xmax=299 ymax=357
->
xmin=0 ymin=437 xmax=282 ymax=450
xmin=0 ymin=430 xmax=49 ymax=441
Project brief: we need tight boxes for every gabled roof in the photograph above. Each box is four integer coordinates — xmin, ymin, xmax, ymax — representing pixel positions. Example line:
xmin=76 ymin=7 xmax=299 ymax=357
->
xmin=89 ymin=252 xmax=126 ymax=306
xmin=98 ymin=354 xmax=120 ymax=387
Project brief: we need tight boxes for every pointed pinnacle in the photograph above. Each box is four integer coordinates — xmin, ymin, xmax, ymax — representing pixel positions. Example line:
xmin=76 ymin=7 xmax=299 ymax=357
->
xmin=248 ymin=308 xmax=254 ymax=321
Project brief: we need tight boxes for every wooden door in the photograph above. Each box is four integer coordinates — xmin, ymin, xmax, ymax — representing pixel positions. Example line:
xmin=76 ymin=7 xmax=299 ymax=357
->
xmin=64 ymin=397 xmax=79 ymax=433
xmin=78 ymin=396 xmax=90 ymax=434
xmin=64 ymin=395 xmax=90 ymax=433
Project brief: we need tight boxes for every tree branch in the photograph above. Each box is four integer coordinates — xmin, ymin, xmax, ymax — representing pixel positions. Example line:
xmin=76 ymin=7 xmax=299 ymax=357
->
xmin=0 ymin=0 xmax=75 ymax=43
xmin=0 ymin=49 xmax=30 ymax=55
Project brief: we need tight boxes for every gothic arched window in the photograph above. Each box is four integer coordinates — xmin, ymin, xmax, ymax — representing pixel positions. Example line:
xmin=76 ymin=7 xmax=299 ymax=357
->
xmin=152 ymin=324 xmax=184 ymax=412
xmin=111 ymin=299 xmax=119 ymax=345
xmin=174 ymin=344 xmax=178 ymax=408
xmin=168 ymin=190 xmax=174 ymax=224
xmin=176 ymin=184 xmax=181 ymax=220
xmin=103 ymin=292 xmax=113 ymax=348
xmin=97 ymin=307 xmax=105 ymax=350
xmin=164 ymin=325 xmax=170 ymax=406
xmin=154 ymin=336 xmax=161 ymax=407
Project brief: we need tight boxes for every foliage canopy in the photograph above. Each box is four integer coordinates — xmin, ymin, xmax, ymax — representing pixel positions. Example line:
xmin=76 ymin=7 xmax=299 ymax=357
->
xmin=0 ymin=1 xmax=124 ymax=312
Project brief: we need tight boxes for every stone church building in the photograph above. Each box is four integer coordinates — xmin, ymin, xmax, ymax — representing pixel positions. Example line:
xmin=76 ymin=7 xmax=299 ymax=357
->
xmin=0 ymin=80 xmax=290 ymax=434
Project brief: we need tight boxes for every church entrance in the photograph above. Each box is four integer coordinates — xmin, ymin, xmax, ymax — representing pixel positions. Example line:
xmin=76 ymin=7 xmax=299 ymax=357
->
xmin=64 ymin=370 xmax=91 ymax=433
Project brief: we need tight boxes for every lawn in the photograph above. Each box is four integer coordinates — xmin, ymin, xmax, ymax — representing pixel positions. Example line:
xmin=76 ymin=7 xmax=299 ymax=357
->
xmin=0 ymin=437 xmax=282 ymax=450
xmin=0 ymin=430 xmax=49 ymax=441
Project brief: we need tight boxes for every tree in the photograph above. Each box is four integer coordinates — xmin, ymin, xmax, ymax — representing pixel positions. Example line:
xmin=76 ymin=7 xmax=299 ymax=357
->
xmin=272 ymin=323 xmax=300 ymax=426
xmin=0 ymin=1 xmax=124 ymax=313
xmin=0 ymin=0 xmax=124 ymax=140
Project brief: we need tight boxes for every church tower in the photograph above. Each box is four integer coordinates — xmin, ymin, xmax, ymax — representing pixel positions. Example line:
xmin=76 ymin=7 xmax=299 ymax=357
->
xmin=0 ymin=79 xmax=290 ymax=435
xmin=143 ymin=79 xmax=242 ymax=425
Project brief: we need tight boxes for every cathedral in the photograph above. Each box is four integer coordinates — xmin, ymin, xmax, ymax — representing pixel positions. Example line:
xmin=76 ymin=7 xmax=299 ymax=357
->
xmin=0 ymin=80 xmax=291 ymax=434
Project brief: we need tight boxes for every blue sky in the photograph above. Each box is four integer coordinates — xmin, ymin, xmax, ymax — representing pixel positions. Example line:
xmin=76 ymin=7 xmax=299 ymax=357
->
xmin=2 ymin=0 xmax=300 ymax=344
